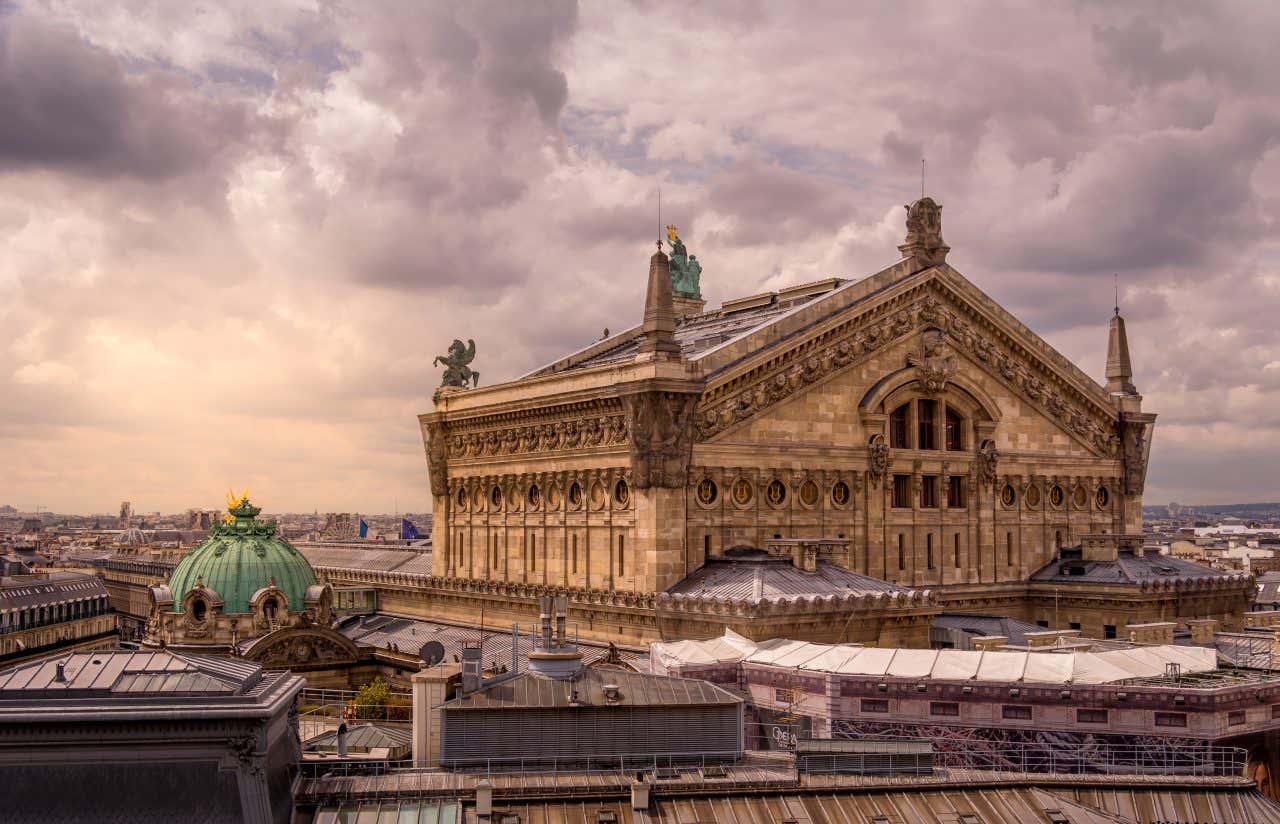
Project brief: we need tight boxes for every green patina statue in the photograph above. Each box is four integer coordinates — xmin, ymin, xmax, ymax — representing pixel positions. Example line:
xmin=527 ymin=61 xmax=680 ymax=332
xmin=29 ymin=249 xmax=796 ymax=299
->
xmin=665 ymin=224 xmax=703 ymax=299
xmin=434 ymin=338 xmax=480 ymax=388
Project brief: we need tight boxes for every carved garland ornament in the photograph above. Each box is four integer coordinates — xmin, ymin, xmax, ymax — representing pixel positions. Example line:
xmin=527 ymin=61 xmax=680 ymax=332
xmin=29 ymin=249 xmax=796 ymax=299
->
xmin=622 ymin=391 xmax=698 ymax=489
xmin=447 ymin=414 xmax=628 ymax=460
xmin=696 ymin=288 xmax=1119 ymax=456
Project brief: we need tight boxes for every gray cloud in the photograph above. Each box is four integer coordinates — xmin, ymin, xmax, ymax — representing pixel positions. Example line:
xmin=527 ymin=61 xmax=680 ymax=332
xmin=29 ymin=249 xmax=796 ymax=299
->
xmin=2 ymin=1 xmax=1280 ymax=512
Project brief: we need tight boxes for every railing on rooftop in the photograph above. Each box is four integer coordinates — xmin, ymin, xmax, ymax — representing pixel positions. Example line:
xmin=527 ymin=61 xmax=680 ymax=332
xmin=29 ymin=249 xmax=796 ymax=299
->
xmin=295 ymin=737 xmax=1249 ymax=783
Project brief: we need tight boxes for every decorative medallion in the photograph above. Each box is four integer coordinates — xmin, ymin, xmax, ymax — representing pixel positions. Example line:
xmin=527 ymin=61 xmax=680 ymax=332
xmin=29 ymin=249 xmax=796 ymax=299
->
xmin=614 ymin=479 xmax=630 ymax=508
xmin=1095 ymin=485 xmax=1110 ymax=509
xmin=831 ymin=481 xmax=851 ymax=507
xmin=906 ymin=328 xmax=957 ymax=396
xmin=1050 ymin=485 xmax=1064 ymax=508
xmin=527 ymin=484 xmax=541 ymax=509
xmin=766 ymin=480 xmax=787 ymax=507
xmin=1073 ymin=484 xmax=1088 ymax=509
xmin=697 ymin=478 xmax=718 ymax=506
xmin=1000 ymin=484 xmax=1016 ymax=508
xmin=799 ymin=480 xmax=820 ymax=507
xmin=490 ymin=485 xmax=503 ymax=509
xmin=568 ymin=481 xmax=583 ymax=508
xmin=589 ymin=481 xmax=606 ymax=510
xmin=546 ymin=484 xmax=562 ymax=510
xmin=1025 ymin=484 xmax=1041 ymax=508
xmin=732 ymin=478 xmax=754 ymax=507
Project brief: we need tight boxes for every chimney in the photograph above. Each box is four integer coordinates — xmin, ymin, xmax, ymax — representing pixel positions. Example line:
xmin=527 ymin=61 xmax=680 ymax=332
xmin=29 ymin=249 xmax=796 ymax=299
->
xmin=554 ymin=596 xmax=568 ymax=646
xmin=538 ymin=595 xmax=554 ymax=650
xmin=476 ymin=780 xmax=493 ymax=817
xmin=55 ymin=660 xmax=67 ymax=683
xmin=1187 ymin=619 xmax=1218 ymax=646
xmin=637 ymin=246 xmax=681 ymax=357
xmin=461 ymin=643 xmax=482 ymax=693
xmin=1106 ymin=308 xmax=1138 ymax=396
xmin=631 ymin=780 xmax=651 ymax=811
xmin=1126 ymin=621 xmax=1175 ymax=645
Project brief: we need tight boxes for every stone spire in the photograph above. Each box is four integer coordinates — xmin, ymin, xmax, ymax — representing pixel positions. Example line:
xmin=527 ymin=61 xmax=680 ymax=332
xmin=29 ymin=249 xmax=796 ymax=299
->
xmin=638 ymin=243 xmax=681 ymax=357
xmin=1106 ymin=306 xmax=1138 ymax=396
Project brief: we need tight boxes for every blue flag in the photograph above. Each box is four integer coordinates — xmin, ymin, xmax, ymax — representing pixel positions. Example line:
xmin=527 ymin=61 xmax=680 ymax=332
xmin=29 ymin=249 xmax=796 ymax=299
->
xmin=358 ymin=519 xmax=368 ymax=538
xmin=401 ymin=518 xmax=419 ymax=540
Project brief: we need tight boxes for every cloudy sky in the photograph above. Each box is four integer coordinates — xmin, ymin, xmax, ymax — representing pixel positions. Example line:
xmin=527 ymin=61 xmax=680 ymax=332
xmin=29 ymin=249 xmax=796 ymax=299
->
xmin=2 ymin=1 xmax=1279 ymax=515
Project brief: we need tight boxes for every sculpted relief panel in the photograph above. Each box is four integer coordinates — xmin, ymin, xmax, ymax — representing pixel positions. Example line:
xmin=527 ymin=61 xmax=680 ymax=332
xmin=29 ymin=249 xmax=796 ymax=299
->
xmin=696 ymin=286 xmax=1120 ymax=457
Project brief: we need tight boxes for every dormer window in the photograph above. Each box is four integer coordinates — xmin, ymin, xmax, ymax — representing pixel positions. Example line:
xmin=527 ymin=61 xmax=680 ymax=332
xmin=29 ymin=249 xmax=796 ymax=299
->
xmin=191 ymin=599 xmax=207 ymax=623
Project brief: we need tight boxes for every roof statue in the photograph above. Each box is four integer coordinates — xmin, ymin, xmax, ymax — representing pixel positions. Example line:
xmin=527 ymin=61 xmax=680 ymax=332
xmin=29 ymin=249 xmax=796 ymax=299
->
xmin=898 ymin=196 xmax=949 ymax=268
xmin=434 ymin=338 xmax=479 ymax=388
xmin=222 ymin=487 xmax=249 ymax=523
xmin=665 ymin=224 xmax=703 ymax=299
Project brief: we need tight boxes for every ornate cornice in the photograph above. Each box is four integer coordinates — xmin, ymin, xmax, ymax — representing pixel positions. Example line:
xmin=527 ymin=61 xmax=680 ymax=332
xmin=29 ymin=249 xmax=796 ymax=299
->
xmin=696 ymin=282 xmax=1120 ymax=456
xmin=444 ymin=411 xmax=628 ymax=461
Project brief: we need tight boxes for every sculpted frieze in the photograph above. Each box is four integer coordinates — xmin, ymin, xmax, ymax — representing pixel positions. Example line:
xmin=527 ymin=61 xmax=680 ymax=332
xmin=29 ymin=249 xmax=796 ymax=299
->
xmin=445 ymin=414 xmax=628 ymax=460
xmin=623 ymin=391 xmax=698 ymax=489
xmin=696 ymin=286 xmax=1120 ymax=457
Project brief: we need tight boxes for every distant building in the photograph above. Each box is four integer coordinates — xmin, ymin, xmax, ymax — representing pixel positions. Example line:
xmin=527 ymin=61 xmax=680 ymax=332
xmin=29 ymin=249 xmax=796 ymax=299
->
xmin=0 ymin=571 xmax=116 ymax=664
xmin=0 ymin=650 xmax=303 ymax=823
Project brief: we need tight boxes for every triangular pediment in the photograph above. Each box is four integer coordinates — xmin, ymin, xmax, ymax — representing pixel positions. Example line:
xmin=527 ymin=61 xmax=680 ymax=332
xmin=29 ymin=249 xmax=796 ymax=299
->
xmin=693 ymin=264 xmax=1120 ymax=457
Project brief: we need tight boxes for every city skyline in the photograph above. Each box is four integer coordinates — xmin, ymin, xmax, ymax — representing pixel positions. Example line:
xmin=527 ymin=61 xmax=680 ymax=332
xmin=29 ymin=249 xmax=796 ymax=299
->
xmin=4 ymin=2 xmax=1280 ymax=513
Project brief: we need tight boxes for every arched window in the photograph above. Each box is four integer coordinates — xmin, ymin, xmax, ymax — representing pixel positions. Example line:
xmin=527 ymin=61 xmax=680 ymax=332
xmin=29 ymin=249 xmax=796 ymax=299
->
xmin=890 ymin=403 xmax=910 ymax=449
xmin=917 ymin=399 xmax=937 ymax=449
xmin=945 ymin=406 xmax=964 ymax=451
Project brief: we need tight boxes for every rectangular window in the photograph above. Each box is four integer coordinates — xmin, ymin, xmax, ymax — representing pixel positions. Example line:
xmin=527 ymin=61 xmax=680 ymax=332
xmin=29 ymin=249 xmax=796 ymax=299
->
xmin=1154 ymin=712 xmax=1187 ymax=728
xmin=1229 ymin=710 xmax=1246 ymax=726
xmin=926 ymin=534 xmax=934 ymax=570
xmin=617 ymin=535 xmax=625 ymax=577
xmin=945 ymin=406 xmax=963 ymax=451
xmin=917 ymin=399 xmax=937 ymax=450
xmin=1037 ymin=620 xmax=1049 ymax=628
xmin=1077 ymin=709 xmax=1108 ymax=724
xmin=920 ymin=476 xmax=937 ymax=508
xmin=953 ymin=533 xmax=962 ymax=568
xmin=571 ymin=533 xmax=578 ymax=574
xmin=947 ymin=475 xmax=965 ymax=508
xmin=892 ymin=474 xmax=911 ymax=508
xmin=1272 ymin=704 xmax=1280 ymax=720
xmin=1002 ymin=705 xmax=1033 ymax=720
xmin=890 ymin=404 xmax=910 ymax=449
xmin=704 ymin=534 xmax=712 ymax=557
xmin=775 ymin=688 xmax=794 ymax=703
xmin=529 ymin=533 xmax=536 ymax=573
xmin=1006 ymin=532 xmax=1014 ymax=566
xmin=897 ymin=534 xmax=905 ymax=570
xmin=1104 ymin=624 xmax=1117 ymax=640
xmin=861 ymin=698 xmax=889 ymax=713
xmin=1069 ymin=622 xmax=1081 ymax=631
xmin=930 ymin=701 xmax=960 ymax=717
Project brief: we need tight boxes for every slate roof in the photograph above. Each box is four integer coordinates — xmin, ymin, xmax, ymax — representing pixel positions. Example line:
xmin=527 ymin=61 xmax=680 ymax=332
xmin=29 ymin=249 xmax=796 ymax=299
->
xmin=666 ymin=554 xmax=904 ymax=603
xmin=1029 ymin=548 xmax=1240 ymax=584
xmin=439 ymin=667 xmax=740 ymax=711
xmin=0 ymin=649 xmax=263 ymax=698
xmin=298 ymin=544 xmax=434 ymax=575
xmin=526 ymin=278 xmax=845 ymax=376
xmin=337 ymin=613 xmax=648 ymax=670
xmin=1256 ymin=571 xmax=1280 ymax=607
xmin=304 ymin=722 xmax=412 ymax=751
xmin=932 ymin=613 xmax=1044 ymax=646
xmin=0 ymin=572 xmax=107 ymax=612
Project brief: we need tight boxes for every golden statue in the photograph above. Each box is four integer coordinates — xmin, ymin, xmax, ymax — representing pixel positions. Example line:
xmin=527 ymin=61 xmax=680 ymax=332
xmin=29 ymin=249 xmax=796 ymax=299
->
xmin=223 ymin=487 xmax=250 ymax=522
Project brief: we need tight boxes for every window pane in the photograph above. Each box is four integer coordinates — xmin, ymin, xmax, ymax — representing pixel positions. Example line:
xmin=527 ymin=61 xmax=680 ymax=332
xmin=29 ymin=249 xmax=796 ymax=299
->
xmin=917 ymin=400 xmax=937 ymax=450
xmin=890 ymin=404 xmax=910 ymax=449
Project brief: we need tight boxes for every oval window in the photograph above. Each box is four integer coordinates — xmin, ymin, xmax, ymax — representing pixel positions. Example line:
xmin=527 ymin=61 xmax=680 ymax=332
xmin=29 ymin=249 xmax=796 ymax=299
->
xmin=1001 ymin=484 xmax=1016 ymax=508
xmin=527 ymin=484 xmax=541 ymax=508
xmin=1095 ymin=485 xmax=1110 ymax=509
xmin=490 ymin=485 xmax=503 ymax=507
xmin=1073 ymin=485 xmax=1088 ymax=508
xmin=732 ymin=479 xmax=754 ymax=507
xmin=568 ymin=482 xmax=582 ymax=507
xmin=697 ymin=478 xmax=718 ymax=506
xmin=831 ymin=481 xmax=851 ymax=507
xmin=456 ymin=487 xmax=467 ymax=508
xmin=547 ymin=485 xmax=562 ymax=509
xmin=767 ymin=480 xmax=787 ymax=506
xmin=799 ymin=480 xmax=819 ymax=507
xmin=1025 ymin=485 xmax=1041 ymax=508
xmin=191 ymin=599 xmax=207 ymax=622
xmin=1050 ymin=485 xmax=1065 ymax=508
xmin=614 ymin=479 xmax=630 ymax=507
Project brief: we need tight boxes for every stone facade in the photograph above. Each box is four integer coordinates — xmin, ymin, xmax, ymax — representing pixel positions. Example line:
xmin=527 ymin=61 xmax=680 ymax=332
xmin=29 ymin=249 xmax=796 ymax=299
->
xmin=409 ymin=198 xmax=1236 ymax=645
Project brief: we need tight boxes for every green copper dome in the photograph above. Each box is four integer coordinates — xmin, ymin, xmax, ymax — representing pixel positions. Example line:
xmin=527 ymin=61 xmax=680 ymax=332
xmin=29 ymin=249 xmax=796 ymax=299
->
xmin=168 ymin=498 xmax=318 ymax=615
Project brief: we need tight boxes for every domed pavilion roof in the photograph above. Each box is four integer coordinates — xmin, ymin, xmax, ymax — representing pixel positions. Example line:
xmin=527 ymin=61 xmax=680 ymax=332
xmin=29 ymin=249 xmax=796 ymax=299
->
xmin=167 ymin=497 xmax=318 ymax=615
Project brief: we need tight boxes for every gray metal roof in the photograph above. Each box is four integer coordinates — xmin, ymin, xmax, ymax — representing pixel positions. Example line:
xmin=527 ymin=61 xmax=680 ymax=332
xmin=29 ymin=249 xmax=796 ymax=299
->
xmin=531 ymin=279 xmax=844 ymax=375
xmin=337 ymin=613 xmax=648 ymax=670
xmin=304 ymin=722 xmax=412 ymax=750
xmin=1256 ymin=571 xmax=1280 ymax=606
xmin=0 ymin=650 xmax=262 ymax=698
xmin=440 ymin=667 xmax=741 ymax=711
xmin=297 ymin=544 xmax=433 ymax=574
xmin=932 ymin=613 xmax=1044 ymax=645
xmin=0 ymin=572 xmax=108 ymax=612
xmin=1029 ymin=550 xmax=1238 ymax=584
xmin=667 ymin=555 xmax=904 ymax=602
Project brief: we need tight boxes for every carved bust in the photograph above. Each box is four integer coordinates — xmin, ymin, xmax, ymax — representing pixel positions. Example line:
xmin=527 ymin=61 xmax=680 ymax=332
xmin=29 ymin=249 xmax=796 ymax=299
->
xmin=899 ymin=197 xmax=949 ymax=267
